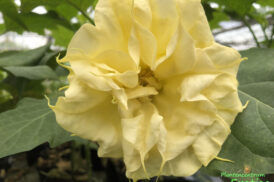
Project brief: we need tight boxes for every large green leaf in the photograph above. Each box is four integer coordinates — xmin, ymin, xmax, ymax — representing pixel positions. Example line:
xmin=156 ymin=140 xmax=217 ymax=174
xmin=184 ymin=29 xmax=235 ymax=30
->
xmin=0 ymin=45 xmax=48 ymax=67
xmin=257 ymin=0 xmax=274 ymax=7
xmin=21 ymin=12 xmax=74 ymax=35
xmin=0 ymin=98 xmax=82 ymax=158
xmin=237 ymin=49 xmax=274 ymax=85
xmin=0 ymin=24 xmax=5 ymax=34
xmin=209 ymin=11 xmax=230 ymax=29
xmin=205 ymin=48 xmax=274 ymax=174
xmin=6 ymin=0 xmax=97 ymax=46
xmin=53 ymin=3 xmax=78 ymax=21
xmin=4 ymin=65 xmax=57 ymax=80
xmin=20 ymin=0 xmax=65 ymax=13
xmin=51 ymin=25 xmax=74 ymax=47
xmin=0 ymin=0 xmax=28 ymax=32
xmin=0 ymin=51 xmax=20 ymax=58
xmin=19 ymin=0 xmax=93 ymax=46
xmin=209 ymin=0 xmax=255 ymax=17
xmin=20 ymin=0 xmax=94 ymax=17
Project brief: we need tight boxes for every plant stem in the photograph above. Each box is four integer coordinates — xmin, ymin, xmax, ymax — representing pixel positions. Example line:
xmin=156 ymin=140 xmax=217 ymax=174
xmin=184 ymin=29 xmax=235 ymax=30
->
xmin=243 ymin=18 xmax=261 ymax=48
xmin=268 ymin=25 xmax=274 ymax=48
xmin=260 ymin=24 xmax=269 ymax=43
xmin=66 ymin=0 xmax=95 ymax=25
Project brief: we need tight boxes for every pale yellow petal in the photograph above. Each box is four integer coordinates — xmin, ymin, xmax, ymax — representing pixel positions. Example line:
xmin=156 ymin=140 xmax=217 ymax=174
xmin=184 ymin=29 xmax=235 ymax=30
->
xmin=70 ymin=61 xmax=119 ymax=91
xmin=57 ymin=77 xmax=108 ymax=113
xmin=120 ymin=100 xmax=164 ymax=178
xmin=52 ymin=0 xmax=244 ymax=180
xmin=177 ymin=0 xmax=214 ymax=48
xmin=154 ymin=81 xmax=218 ymax=161
xmin=65 ymin=24 xmax=102 ymax=59
xmin=127 ymin=147 xmax=202 ymax=179
xmin=126 ymin=86 xmax=158 ymax=100
xmin=192 ymin=43 xmax=242 ymax=74
xmin=179 ymin=74 xmax=219 ymax=102
xmin=133 ymin=0 xmax=152 ymax=28
xmin=192 ymin=119 xmax=231 ymax=166
xmin=107 ymin=0 xmax=133 ymax=40
xmin=149 ymin=0 xmax=178 ymax=56
xmin=128 ymin=27 xmax=141 ymax=66
xmin=205 ymin=43 xmax=242 ymax=68
xmin=89 ymin=50 xmax=138 ymax=73
xmin=52 ymin=82 xmax=122 ymax=158
xmin=94 ymin=0 xmax=129 ymax=51
xmin=154 ymin=22 xmax=196 ymax=79
xmin=133 ymin=21 xmax=157 ymax=68
xmin=163 ymin=147 xmax=202 ymax=177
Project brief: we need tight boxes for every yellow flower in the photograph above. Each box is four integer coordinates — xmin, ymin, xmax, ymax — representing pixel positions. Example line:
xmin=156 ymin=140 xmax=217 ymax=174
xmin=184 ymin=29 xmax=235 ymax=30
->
xmin=51 ymin=0 xmax=244 ymax=180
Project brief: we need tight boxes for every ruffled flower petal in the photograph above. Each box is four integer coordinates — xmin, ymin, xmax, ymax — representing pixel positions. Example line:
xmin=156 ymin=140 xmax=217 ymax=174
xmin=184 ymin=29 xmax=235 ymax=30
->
xmin=52 ymin=0 xmax=244 ymax=181
xmin=52 ymin=77 xmax=122 ymax=158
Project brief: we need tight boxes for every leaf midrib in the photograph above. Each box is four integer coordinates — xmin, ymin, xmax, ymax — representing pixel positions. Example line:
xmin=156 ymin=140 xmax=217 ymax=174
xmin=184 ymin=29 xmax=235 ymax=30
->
xmin=239 ymin=80 xmax=274 ymax=87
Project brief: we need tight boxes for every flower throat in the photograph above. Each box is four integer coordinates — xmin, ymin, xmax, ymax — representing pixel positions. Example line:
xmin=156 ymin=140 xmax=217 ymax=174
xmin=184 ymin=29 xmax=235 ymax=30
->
xmin=138 ymin=67 xmax=162 ymax=91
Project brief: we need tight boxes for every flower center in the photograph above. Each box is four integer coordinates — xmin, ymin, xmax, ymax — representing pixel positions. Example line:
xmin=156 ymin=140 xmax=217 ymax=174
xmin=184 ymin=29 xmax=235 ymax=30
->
xmin=138 ymin=67 xmax=162 ymax=91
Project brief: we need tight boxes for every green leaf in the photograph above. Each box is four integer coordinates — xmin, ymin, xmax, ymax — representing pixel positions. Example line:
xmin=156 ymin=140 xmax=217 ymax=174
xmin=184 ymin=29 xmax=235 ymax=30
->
xmin=248 ymin=7 xmax=269 ymax=28
xmin=209 ymin=11 xmax=230 ymax=29
xmin=39 ymin=51 xmax=59 ymax=65
xmin=0 ymin=98 xmax=80 ymax=158
xmin=0 ymin=45 xmax=48 ymax=67
xmin=51 ymin=25 xmax=74 ymax=47
xmin=2 ymin=15 xmax=25 ymax=34
xmin=0 ymin=0 xmax=28 ymax=32
xmin=20 ymin=12 xmax=74 ymax=35
xmin=21 ymin=0 xmax=94 ymax=19
xmin=213 ymin=0 xmax=255 ymax=17
xmin=257 ymin=0 xmax=274 ymax=7
xmin=92 ymin=0 xmax=99 ymax=8
xmin=54 ymin=3 xmax=78 ymax=21
xmin=21 ymin=0 xmax=96 ymax=26
xmin=202 ymin=2 xmax=215 ymax=21
xmin=205 ymin=48 xmax=274 ymax=174
xmin=4 ymin=65 xmax=58 ymax=80
xmin=203 ymin=135 xmax=274 ymax=175
xmin=237 ymin=48 xmax=274 ymax=85
xmin=0 ymin=50 xmax=20 ymax=58
xmin=20 ymin=0 xmax=65 ymax=13
xmin=0 ymin=23 xmax=5 ymax=34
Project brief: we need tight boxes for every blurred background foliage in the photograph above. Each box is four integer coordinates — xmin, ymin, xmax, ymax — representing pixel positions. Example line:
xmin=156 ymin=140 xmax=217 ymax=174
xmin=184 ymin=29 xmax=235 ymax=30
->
xmin=0 ymin=0 xmax=273 ymax=182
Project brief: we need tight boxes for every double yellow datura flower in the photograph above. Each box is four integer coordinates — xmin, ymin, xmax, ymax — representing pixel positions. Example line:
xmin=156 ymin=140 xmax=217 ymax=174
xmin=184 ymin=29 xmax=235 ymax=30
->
xmin=51 ymin=0 xmax=244 ymax=180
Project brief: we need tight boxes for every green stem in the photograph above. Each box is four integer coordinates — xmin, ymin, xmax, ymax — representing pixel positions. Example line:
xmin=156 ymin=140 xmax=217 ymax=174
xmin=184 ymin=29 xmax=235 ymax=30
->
xmin=243 ymin=18 xmax=261 ymax=48
xmin=85 ymin=142 xmax=92 ymax=182
xmin=260 ymin=24 xmax=269 ymax=43
xmin=267 ymin=25 xmax=274 ymax=48
xmin=66 ymin=0 xmax=95 ymax=25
